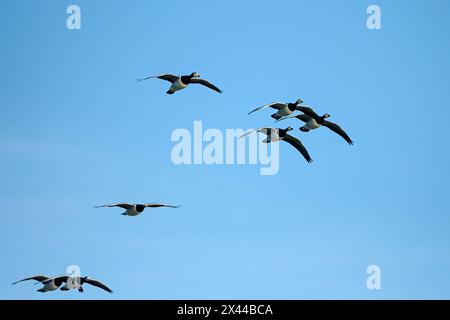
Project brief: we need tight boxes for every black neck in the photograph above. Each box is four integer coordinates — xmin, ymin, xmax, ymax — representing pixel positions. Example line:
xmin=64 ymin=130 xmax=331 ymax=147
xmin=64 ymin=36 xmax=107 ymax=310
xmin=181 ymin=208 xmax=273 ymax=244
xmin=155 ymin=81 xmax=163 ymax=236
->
xmin=136 ymin=204 xmax=145 ymax=212
xmin=318 ymin=115 xmax=327 ymax=124
xmin=288 ymin=103 xmax=297 ymax=111
xmin=180 ymin=75 xmax=192 ymax=84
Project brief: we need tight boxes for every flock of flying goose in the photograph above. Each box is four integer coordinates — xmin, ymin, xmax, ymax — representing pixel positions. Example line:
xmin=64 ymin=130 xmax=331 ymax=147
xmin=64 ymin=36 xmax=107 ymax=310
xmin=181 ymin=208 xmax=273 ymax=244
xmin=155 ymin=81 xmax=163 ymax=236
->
xmin=242 ymin=98 xmax=353 ymax=163
xmin=14 ymin=72 xmax=353 ymax=295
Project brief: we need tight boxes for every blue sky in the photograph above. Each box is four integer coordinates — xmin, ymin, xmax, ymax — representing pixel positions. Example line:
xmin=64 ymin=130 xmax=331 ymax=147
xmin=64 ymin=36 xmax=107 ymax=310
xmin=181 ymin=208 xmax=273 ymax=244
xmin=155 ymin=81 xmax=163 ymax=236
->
xmin=1 ymin=0 xmax=450 ymax=299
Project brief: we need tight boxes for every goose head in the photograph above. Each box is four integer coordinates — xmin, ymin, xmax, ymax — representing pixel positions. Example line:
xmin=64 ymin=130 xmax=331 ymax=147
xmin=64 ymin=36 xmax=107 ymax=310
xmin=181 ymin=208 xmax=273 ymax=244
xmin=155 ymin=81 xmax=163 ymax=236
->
xmin=295 ymin=98 xmax=304 ymax=105
xmin=323 ymin=113 xmax=331 ymax=118
xmin=190 ymin=72 xmax=200 ymax=78
xmin=285 ymin=126 xmax=294 ymax=132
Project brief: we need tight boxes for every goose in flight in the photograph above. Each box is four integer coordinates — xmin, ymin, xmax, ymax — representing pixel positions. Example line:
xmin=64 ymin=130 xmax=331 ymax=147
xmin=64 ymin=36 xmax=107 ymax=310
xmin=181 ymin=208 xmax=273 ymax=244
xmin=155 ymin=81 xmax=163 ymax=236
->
xmin=239 ymin=126 xmax=313 ymax=163
xmin=12 ymin=275 xmax=113 ymax=293
xmin=59 ymin=276 xmax=113 ymax=294
xmin=248 ymin=99 xmax=304 ymax=120
xmin=12 ymin=275 xmax=65 ymax=293
xmin=137 ymin=72 xmax=222 ymax=94
xmin=278 ymin=106 xmax=354 ymax=145
xmin=94 ymin=202 xmax=180 ymax=216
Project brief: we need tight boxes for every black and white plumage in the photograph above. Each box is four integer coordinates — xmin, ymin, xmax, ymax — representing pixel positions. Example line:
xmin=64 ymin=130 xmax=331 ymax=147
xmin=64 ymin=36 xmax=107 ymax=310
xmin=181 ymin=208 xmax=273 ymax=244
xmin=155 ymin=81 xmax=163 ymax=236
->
xmin=239 ymin=126 xmax=313 ymax=163
xmin=12 ymin=275 xmax=66 ymax=293
xmin=278 ymin=106 xmax=354 ymax=145
xmin=248 ymin=99 xmax=304 ymax=120
xmin=137 ymin=72 xmax=222 ymax=94
xmin=13 ymin=275 xmax=113 ymax=294
xmin=94 ymin=202 xmax=181 ymax=216
xmin=59 ymin=276 xmax=113 ymax=294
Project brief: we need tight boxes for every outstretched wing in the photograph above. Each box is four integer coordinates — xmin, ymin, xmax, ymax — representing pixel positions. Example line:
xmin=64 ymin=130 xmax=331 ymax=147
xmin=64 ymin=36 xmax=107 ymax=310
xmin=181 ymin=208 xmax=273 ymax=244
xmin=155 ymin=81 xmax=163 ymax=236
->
xmin=85 ymin=278 xmax=113 ymax=293
xmin=276 ymin=113 xmax=312 ymax=123
xmin=283 ymin=134 xmax=313 ymax=163
xmin=94 ymin=203 xmax=134 ymax=210
xmin=145 ymin=203 xmax=181 ymax=208
xmin=190 ymin=78 xmax=223 ymax=93
xmin=323 ymin=121 xmax=354 ymax=145
xmin=136 ymin=73 xmax=179 ymax=83
xmin=248 ymin=102 xmax=286 ymax=115
xmin=238 ymin=127 xmax=272 ymax=140
xmin=12 ymin=275 xmax=49 ymax=285
xmin=297 ymin=106 xmax=321 ymax=121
